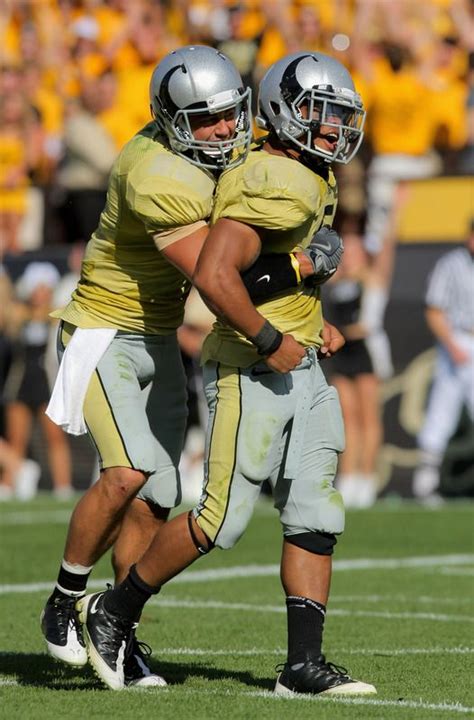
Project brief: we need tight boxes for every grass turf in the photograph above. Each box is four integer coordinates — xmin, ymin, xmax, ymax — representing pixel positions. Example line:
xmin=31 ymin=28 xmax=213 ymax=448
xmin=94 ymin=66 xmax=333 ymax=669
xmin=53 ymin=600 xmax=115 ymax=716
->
xmin=0 ymin=496 xmax=473 ymax=719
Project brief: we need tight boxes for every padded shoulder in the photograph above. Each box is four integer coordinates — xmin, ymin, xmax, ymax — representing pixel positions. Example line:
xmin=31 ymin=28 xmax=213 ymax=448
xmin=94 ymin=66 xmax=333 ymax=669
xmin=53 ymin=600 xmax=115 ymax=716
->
xmin=213 ymin=151 xmax=323 ymax=230
xmin=124 ymin=133 xmax=216 ymax=231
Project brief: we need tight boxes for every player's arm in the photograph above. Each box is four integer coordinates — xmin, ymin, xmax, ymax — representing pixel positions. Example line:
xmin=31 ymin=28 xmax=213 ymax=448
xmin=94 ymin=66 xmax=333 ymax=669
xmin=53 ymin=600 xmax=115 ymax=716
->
xmin=160 ymin=223 xmax=342 ymax=301
xmin=159 ymin=221 xmax=309 ymax=296
xmin=193 ymin=217 xmax=306 ymax=373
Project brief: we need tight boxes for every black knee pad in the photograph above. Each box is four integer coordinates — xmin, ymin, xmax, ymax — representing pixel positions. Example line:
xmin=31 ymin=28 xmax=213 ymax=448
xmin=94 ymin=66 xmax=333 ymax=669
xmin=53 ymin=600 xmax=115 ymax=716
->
xmin=188 ymin=511 xmax=215 ymax=555
xmin=285 ymin=530 xmax=338 ymax=556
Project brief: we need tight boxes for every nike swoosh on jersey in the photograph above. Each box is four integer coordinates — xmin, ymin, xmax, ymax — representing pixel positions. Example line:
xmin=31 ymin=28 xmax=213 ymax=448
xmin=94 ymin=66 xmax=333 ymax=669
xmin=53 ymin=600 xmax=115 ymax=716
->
xmin=256 ymin=274 xmax=270 ymax=283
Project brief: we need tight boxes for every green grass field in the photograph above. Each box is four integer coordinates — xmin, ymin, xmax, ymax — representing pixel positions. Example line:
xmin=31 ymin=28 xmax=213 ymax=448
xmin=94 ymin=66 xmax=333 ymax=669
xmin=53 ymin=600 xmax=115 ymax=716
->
xmin=1 ymin=496 xmax=473 ymax=719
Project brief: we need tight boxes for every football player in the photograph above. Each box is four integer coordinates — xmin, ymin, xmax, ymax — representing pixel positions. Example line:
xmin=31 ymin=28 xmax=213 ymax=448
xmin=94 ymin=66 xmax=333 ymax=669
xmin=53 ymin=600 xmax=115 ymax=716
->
xmin=74 ymin=52 xmax=375 ymax=695
xmin=40 ymin=46 xmax=343 ymax=688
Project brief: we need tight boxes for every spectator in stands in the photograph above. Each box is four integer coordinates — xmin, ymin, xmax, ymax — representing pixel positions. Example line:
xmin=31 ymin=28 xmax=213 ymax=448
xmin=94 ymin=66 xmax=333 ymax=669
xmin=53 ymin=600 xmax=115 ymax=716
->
xmin=362 ymin=42 xmax=443 ymax=256
xmin=113 ymin=0 xmax=181 ymax=133
xmin=4 ymin=262 xmax=73 ymax=500
xmin=324 ymin=230 xmax=383 ymax=508
xmin=55 ymin=73 xmax=119 ymax=244
xmin=458 ymin=50 xmax=474 ymax=174
xmin=413 ymin=221 xmax=474 ymax=504
xmin=0 ymin=88 xmax=43 ymax=255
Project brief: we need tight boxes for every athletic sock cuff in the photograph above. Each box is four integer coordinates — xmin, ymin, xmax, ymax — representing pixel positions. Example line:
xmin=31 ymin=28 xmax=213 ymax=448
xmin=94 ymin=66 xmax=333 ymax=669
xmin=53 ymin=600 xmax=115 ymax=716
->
xmin=129 ymin=564 xmax=161 ymax=596
xmin=286 ymin=595 xmax=326 ymax=617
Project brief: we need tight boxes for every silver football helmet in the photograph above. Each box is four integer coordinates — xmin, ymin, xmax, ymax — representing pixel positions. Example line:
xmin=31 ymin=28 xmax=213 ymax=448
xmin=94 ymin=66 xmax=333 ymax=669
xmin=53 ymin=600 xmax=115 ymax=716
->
xmin=256 ymin=52 xmax=365 ymax=164
xmin=150 ymin=45 xmax=252 ymax=171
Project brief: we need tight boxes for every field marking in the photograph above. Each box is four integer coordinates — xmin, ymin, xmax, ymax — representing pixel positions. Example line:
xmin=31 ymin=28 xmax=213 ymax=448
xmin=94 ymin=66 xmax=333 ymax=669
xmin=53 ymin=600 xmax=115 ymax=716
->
xmin=1 ymin=498 xmax=472 ymax=526
xmin=148 ymin=597 xmax=474 ymax=623
xmin=439 ymin=568 xmax=474 ymax=576
xmin=313 ymin=594 xmax=473 ymax=605
xmin=0 ymin=676 xmax=472 ymax=715
xmin=1 ymin=553 xmax=473 ymax=596
xmin=246 ymin=691 xmax=474 ymax=715
xmin=153 ymin=645 xmax=474 ymax=657
xmin=0 ymin=510 xmax=71 ymax=526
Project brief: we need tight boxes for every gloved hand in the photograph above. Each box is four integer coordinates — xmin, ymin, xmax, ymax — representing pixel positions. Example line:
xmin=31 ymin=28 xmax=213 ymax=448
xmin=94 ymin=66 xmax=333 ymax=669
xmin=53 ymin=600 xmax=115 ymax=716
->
xmin=303 ymin=225 xmax=344 ymax=286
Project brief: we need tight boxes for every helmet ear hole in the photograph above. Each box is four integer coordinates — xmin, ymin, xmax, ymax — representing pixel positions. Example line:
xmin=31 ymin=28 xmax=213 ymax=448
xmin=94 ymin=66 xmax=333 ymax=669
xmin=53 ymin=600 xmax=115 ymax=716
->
xmin=270 ymin=101 xmax=281 ymax=116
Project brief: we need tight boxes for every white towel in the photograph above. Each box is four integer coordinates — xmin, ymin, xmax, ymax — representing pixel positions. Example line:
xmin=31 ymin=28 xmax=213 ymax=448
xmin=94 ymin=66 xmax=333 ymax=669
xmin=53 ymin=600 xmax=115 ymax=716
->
xmin=46 ymin=327 xmax=117 ymax=435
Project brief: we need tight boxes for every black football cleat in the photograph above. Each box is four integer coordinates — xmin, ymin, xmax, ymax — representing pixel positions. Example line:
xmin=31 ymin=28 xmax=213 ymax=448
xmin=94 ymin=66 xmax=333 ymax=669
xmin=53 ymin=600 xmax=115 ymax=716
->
xmin=77 ymin=591 xmax=135 ymax=690
xmin=274 ymin=655 xmax=377 ymax=696
xmin=41 ymin=594 xmax=87 ymax=666
xmin=124 ymin=634 xmax=167 ymax=688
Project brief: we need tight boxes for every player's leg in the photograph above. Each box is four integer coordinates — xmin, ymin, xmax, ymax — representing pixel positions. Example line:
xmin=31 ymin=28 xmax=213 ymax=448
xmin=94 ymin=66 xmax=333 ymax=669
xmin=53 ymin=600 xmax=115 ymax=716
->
xmin=274 ymin=360 xmax=376 ymax=696
xmin=112 ymin=500 xmax=169 ymax=584
xmin=112 ymin=332 xmax=188 ymax=582
xmin=41 ymin=329 xmax=162 ymax=667
xmin=77 ymin=360 xmax=285 ymax=689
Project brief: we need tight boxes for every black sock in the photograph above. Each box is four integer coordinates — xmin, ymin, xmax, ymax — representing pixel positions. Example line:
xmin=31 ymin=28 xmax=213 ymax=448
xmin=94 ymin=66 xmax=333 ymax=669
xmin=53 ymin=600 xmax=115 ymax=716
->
xmin=103 ymin=565 xmax=160 ymax=622
xmin=286 ymin=595 xmax=326 ymax=666
xmin=49 ymin=561 xmax=92 ymax=601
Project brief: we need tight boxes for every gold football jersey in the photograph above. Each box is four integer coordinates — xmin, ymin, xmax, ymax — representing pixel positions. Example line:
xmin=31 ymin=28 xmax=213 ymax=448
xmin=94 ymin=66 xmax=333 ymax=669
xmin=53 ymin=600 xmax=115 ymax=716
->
xmin=202 ymin=146 xmax=337 ymax=367
xmin=55 ymin=122 xmax=216 ymax=334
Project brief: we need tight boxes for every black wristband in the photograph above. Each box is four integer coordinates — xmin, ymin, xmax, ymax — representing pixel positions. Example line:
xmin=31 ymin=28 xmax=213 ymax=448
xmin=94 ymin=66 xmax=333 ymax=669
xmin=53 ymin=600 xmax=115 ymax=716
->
xmin=249 ymin=320 xmax=283 ymax=356
xmin=241 ymin=254 xmax=299 ymax=302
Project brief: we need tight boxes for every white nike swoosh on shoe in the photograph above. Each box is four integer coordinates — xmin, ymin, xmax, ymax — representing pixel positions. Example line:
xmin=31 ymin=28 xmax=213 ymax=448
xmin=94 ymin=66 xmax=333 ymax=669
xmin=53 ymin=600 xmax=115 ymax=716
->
xmin=89 ymin=595 xmax=102 ymax=615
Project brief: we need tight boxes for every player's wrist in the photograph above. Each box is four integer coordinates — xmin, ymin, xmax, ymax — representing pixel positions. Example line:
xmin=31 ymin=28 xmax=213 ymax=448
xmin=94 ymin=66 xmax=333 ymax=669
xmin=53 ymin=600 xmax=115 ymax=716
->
xmin=293 ymin=252 xmax=314 ymax=279
xmin=249 ymin=320 xmax=283 ymax=355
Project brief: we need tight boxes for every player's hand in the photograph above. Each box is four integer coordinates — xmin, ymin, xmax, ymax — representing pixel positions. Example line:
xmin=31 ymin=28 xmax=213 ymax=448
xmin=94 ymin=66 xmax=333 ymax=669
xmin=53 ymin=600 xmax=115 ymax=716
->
xmin=265 ymin=334 xmax=306 ymax=373
xmin=318 ymin=320 xmax=345 ymax=359
xmin=303 ymin=226 xmax=344 ymax=286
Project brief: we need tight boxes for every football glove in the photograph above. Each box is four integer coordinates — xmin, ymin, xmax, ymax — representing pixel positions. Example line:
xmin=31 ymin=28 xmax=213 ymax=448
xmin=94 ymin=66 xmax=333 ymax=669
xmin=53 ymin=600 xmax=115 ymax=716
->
xmin=303 ymin=226 xmax=344 ymax=286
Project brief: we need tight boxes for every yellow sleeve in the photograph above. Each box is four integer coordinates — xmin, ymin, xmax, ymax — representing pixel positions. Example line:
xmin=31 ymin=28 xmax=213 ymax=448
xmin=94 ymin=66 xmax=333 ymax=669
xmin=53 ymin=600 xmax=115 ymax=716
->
xmin=126 ymin=154 xmax=215 ymax=234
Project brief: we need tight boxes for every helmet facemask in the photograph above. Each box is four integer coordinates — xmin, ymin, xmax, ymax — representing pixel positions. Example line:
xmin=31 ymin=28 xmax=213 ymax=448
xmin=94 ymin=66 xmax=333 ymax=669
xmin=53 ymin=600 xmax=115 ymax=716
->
xmin=281 ymin=85 xmax=365 ymax=164
xmin=155 ymin=86 xmax=252 ymax=172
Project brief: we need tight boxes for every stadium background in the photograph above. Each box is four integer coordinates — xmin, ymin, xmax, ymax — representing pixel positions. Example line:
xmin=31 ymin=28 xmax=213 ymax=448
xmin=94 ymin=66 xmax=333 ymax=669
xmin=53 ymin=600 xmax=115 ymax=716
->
xmin=0 ymin=0 xmax=473 ymax=498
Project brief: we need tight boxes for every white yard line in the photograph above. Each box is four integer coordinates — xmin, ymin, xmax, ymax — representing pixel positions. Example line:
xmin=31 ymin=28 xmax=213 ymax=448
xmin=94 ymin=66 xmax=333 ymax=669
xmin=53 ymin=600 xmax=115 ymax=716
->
xmin=0 ymin=676 xmax=471 ymax=714
xmin=0 ymin=510 xmax=72 ymax=525
xmin=246 ymin=691 xmax=474 ymax=715
xmin=148 ymin=597 xmax=473 ymax=623
xmin=151 ymin=645 xmax=474 ymax=657
xmin=0 ymin=554 xmax=473 ymax=595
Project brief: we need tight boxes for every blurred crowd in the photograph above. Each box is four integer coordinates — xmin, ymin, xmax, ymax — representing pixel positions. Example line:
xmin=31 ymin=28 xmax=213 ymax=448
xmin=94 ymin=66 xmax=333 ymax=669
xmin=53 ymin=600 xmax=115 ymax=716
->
xmin=0 ymin=0 xmax=473 ymax=501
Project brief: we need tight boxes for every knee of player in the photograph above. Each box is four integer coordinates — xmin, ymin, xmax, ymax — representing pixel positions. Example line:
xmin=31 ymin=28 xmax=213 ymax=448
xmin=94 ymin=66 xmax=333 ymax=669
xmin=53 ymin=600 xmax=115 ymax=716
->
xmin=98 ymin=466 xmax=148 ymax=501
xmin=285 ymin=530 xmax=339 ymax=555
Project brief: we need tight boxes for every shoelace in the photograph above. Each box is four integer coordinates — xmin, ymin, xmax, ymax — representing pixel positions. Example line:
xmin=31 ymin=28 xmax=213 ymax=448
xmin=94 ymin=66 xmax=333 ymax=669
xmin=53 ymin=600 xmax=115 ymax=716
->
xmin=54 ymin=596 xmax=84 ymax=643
xmin=321 ymin=660 xmax=350 ymax=678
xmin=133 ymin=639 xmax=153 ymax=661
xmin=101 ymin=607 xmax=135 ymax=657
xmin=274 ymin=659 xmax=349 ymax=678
